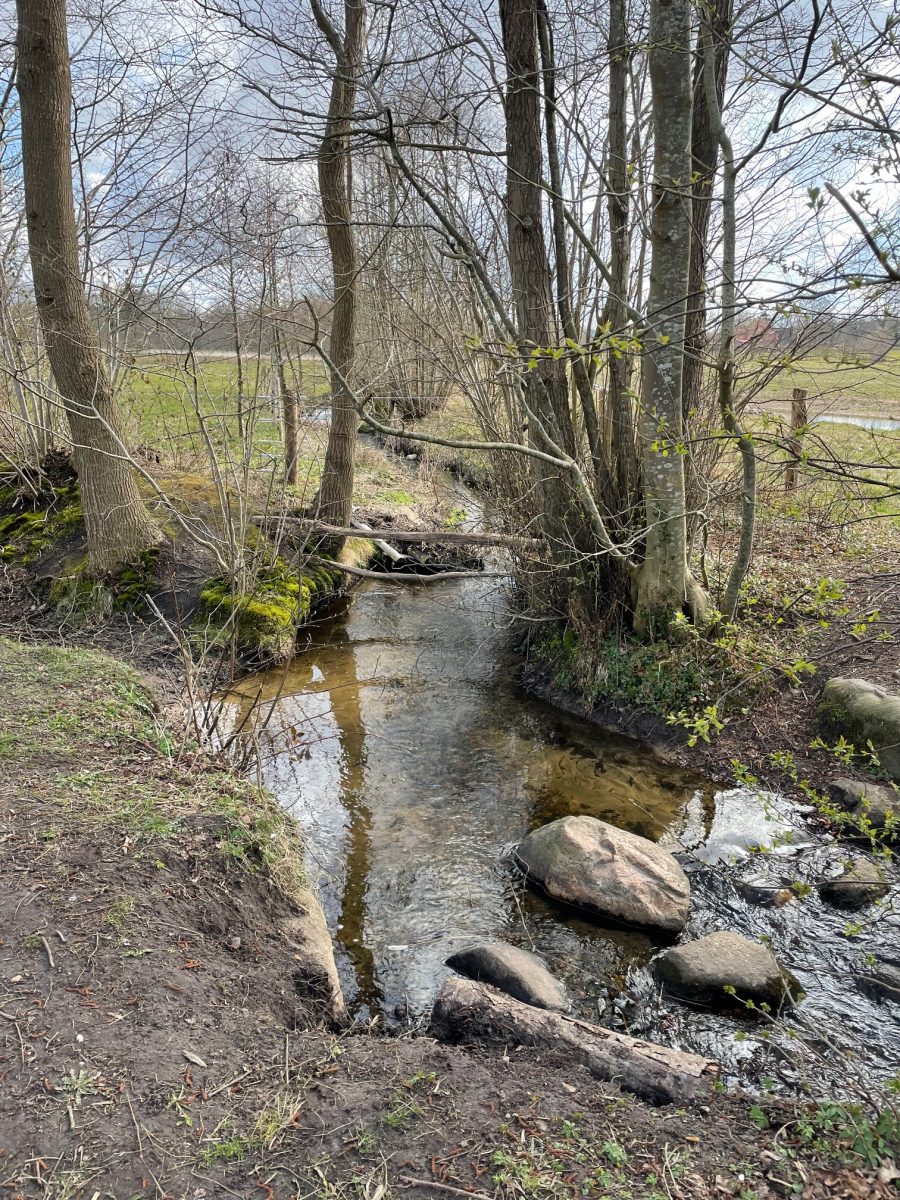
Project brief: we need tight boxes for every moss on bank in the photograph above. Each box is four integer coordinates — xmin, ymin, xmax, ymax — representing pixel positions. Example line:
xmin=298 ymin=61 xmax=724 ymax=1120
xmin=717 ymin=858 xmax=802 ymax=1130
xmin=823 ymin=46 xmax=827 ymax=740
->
xmin=2 ymin=455 xmax=378 ymax=663
xmin=0 ymin=476 xmax=83 ymax=565
xmin=197 ymin=557 xmax=342 ymax=662
xmin=195 ymin=539 xmax=376 ymax=665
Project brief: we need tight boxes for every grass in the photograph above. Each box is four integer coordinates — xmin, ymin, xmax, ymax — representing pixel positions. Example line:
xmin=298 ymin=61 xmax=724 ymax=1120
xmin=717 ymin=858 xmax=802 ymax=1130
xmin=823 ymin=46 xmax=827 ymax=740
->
xmin=112 ymin=354 xmax=458 ymax=520
xmin=753 ymin=349 xmax=900 ymax=413
xmin=119 ymin=354 xmax=329 ymax=467
xmin=0 ymin=635 xmax=309 ymax=902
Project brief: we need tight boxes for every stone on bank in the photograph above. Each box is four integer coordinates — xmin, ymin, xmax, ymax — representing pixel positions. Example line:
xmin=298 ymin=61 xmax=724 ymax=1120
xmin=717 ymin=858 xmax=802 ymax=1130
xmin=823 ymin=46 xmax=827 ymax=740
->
xmin=819 ymin=677 xmax=900 ymax=783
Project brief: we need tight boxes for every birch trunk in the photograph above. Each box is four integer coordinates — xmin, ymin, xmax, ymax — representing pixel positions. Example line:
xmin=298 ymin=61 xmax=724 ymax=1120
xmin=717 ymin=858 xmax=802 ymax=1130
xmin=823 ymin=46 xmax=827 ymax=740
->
xmin=16 ymin=0 xmax=161 ymax=575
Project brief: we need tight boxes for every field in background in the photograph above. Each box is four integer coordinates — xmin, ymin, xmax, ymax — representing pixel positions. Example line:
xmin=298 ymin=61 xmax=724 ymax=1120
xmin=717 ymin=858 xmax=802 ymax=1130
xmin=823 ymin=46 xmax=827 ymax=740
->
xmin=753 ymin=349 xmax=900 ymax=416
xmin=120 ymin=354 xmax=329 ymax=463
xmin=117 ymin=353 xmax=460 ymax=521
xmin=108 ymin=351 xmax=900 ymax=534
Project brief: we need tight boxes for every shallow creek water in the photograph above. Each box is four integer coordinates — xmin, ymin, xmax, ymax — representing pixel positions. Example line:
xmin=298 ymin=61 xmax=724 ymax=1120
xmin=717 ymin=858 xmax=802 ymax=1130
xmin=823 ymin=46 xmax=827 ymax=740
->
xmin=221 ymin=574 xmax=899 ymax=1093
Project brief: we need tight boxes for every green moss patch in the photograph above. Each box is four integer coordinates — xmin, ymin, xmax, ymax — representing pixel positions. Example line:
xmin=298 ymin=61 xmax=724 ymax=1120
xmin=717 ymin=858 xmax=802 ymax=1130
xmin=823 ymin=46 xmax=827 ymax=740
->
xmin=197 ymin=557 xmax=343 ymax=663
xmin=0 ymin=477 xmax=83 ymax=565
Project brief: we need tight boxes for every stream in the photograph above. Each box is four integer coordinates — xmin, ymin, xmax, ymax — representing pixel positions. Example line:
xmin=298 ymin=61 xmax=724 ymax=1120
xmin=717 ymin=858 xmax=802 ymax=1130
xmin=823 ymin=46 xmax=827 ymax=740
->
xmin=220 ymin=567 xmax=899 ymax=1096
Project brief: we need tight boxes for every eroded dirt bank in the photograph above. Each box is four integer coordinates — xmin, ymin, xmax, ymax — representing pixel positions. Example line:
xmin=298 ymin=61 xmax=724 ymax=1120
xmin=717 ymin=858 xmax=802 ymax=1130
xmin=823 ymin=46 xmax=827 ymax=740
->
xmin=0 ymin=633 xmax=897 ymax=1199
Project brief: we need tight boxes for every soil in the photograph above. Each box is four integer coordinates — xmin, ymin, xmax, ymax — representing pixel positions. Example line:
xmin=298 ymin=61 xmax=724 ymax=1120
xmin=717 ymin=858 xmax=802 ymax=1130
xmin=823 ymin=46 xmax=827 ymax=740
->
xmin=0 ymin=825 xmax=892 ymax=1200
xmin=0 ymin=607 xmax=897 ymax=1198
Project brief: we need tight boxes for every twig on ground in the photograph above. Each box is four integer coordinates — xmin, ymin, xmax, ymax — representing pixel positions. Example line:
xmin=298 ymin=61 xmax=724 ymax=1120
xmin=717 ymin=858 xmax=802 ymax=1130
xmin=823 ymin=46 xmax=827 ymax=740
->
xmin=399 ymin=1178 xmax=493 ymax=1199
xmin=40 ymin=935 xmax=55 ymax=970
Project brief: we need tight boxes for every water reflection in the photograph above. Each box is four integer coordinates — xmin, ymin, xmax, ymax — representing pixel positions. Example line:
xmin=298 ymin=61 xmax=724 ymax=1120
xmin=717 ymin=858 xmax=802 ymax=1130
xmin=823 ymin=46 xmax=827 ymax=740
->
xmin=220 ymin=574 xmax=899 ymax=1090
xmin=225 ymin=576 xmax=710 ymax=1017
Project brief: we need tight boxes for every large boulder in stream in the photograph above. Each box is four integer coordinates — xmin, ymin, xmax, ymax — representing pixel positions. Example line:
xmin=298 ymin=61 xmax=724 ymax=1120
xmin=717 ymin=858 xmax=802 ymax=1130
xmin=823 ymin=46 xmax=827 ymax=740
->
xmin=513 ymin=816 xmax=690 ymax=932
xmin=819 ymin=678 xmax=900 ymax=782
xmin=653 ymin=931 xmax=802 ymax=1011
xmin=445 ymin=942 xmax=568 ymax=1012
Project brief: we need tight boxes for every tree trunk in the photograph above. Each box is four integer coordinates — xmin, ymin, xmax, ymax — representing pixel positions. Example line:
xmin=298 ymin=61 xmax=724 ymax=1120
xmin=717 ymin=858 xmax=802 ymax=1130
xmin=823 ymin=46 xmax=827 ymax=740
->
xmin=499 ymin=0 xmax=578 ymax=553
xmin=681 ymin=0 xmax=733 ymax=426
xmin=313 ymin=0 xmax=366 ymax=536
xmin=536 ymin=0 xmax=606 ymax=498
xmin=606 ymin=0 xmax=639 ymax=512
xmin=700 ymin=11 xmax=755 ymax=623
xmin=15 ymin=0 xmax=160 ymax=575
xmin=635 ymin=0 xmax=707 ymax=631
xmin=269 ymin=265 xmax=298 ymax=487
xmin=431 ymin=977 xmax=719 ymax=1106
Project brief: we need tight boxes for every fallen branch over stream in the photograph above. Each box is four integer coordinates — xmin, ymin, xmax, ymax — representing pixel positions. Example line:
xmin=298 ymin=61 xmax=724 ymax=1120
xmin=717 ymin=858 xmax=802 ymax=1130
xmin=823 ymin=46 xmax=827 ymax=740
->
xmin=254 ymin=517 xmax=543 ymax=550
xmin=307 ymin=555 xmax=503 ymax=584
xmin=430 ymin=977 xmax=719 ymax=1105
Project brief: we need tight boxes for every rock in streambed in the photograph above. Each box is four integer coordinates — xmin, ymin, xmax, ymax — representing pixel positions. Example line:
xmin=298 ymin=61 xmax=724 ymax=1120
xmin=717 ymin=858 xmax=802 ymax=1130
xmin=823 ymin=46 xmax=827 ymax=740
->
xmin=652 ymin=931 xmax=802 ymax=1011
xmin=445 ymin=941 xmax=568 ymax=1011
xmin=513 ymin=815 xmax=690 ymax=932
xmin=818 ymin=856 xmax=889 ymax=909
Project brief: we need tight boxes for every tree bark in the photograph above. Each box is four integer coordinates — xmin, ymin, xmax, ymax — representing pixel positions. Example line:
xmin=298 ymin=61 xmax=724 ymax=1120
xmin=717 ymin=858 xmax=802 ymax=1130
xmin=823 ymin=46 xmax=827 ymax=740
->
xmin=606 ymin=0 xmax=639 ymax=511
xmin=635 ymin=0 xmax=707 ymax=631
xmin=16 ymin=0 xmax=161 ymax=575
xmin=431 ymin=977 xmax=719 ymax=1105
xmin=499 ymin=0 xmax=580 ymax=556
xmin=682 ymin=0 xmax=733 ymax=426
xmin=313 ymin=0 xmax=366 ymax=536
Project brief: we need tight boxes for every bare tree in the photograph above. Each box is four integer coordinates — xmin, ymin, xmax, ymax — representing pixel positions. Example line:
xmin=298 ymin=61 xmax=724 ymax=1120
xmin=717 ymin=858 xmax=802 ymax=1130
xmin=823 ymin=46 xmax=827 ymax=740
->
xmin=634 ymin=0 xmax=707 ymax=629
xmin=15 ymin=0 xmax=160 ymax=574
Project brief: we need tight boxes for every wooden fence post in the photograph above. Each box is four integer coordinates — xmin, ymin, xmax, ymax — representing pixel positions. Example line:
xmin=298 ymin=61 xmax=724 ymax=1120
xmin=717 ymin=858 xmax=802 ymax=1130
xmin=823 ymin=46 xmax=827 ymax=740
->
xmin=785 ymin=386 xmax=808 ymax=492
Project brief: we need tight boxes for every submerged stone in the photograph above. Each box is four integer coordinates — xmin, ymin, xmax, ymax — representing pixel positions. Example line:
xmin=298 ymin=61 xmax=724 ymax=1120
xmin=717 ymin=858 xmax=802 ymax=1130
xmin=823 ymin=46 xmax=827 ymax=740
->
xmin=826 ymin=777 xmax=899 ymax=835
xmin=856 ymin=957 xmax=900 ymax=1004
xmin=513 ymin=815 xmax=690 ymax=932
xmin=445 ymin=941 xmax=568 ymax=1012
xmin=818 ymin=857 xmax=889 ymax=909
xmin=737 ymin=874 xmax=796 ymax=907
xmin=653 ymin=931 xmax=802 ymax=1011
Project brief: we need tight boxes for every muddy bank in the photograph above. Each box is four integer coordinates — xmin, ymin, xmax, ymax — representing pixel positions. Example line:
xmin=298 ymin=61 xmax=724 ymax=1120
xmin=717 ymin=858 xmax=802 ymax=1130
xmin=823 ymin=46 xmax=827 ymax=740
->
xmin=0 ymin=634 xmax=897 ymax=1197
